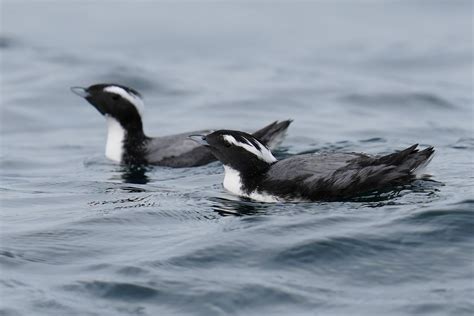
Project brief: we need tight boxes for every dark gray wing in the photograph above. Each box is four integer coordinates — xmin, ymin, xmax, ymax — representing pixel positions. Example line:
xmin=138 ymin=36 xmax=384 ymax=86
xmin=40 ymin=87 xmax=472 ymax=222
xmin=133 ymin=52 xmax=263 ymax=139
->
xmin=263 ymin=145 xmax=434 ymax=200
xmin=259 ymin=152 xmax=362 ymax=199
xmin=145 ymin=120 xmax=292 ymax=168
xmin=266 ymin=153 xmax=360 ymax=181
xmin=252 ymin=120 xmax=292 ymax=149
xmin=145 ymin=130 xmax=216 ymax=167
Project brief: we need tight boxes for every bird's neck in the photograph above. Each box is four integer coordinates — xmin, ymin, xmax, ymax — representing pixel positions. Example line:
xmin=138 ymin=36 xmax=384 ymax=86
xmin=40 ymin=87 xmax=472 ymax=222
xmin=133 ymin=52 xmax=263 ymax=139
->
xmin=223 ymin=166 xmax=245 ymax=196
xmin=105 ymin=116 xmax=148 ymax=165
xmin=223 ymin=164 xmax=269 ymax=195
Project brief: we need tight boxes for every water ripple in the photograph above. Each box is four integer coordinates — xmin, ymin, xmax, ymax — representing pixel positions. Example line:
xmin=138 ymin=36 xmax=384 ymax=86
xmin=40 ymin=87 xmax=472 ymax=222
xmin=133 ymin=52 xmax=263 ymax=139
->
xmin=342 ymin=92 xmax=455 ymax=109
xmin=64 ymin=281 xmax=159 ymax=300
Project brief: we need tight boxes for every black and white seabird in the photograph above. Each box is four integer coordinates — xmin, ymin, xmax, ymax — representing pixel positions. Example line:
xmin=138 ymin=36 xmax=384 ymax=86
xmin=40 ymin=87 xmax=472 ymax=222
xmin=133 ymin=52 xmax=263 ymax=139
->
xmin=190 ymin=130 xmax=435 ymax=202
xmin=70 ymin=84 xmax=291 ymax=167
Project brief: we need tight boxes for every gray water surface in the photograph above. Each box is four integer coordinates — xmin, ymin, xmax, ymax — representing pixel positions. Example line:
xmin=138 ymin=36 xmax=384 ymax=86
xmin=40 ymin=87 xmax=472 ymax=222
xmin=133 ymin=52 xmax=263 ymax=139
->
xmin=1 ymin=1 xmax=473 ymax=316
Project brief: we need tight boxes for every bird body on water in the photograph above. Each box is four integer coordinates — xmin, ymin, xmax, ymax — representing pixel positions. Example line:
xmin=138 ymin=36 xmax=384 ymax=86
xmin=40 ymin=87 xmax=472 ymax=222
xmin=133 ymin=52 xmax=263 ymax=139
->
xmin=190 ymin=130 xmax=435 ymax=202
xmin=71 ymin=84 xmax=291 ymax=167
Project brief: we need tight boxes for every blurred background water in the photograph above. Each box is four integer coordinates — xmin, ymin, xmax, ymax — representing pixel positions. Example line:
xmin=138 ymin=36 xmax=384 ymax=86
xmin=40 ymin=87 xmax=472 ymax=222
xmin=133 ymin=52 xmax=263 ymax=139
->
xmin=1 ymin=1 xmax=473 ymax=315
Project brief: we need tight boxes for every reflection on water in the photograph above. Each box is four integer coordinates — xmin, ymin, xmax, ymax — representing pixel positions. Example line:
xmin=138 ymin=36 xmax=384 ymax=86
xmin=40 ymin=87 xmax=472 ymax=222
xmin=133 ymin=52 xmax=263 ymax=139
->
xmin=211 ymin=196 xmax=278 ymax=216
xmin=119 ymin=165 xmax=150 ymax=185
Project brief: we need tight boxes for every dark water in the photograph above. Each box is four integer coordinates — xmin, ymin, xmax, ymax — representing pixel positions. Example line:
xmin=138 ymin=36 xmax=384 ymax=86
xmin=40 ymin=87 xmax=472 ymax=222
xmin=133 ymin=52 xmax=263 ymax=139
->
xmin=1 ymin=2 xmax=473 ymax=315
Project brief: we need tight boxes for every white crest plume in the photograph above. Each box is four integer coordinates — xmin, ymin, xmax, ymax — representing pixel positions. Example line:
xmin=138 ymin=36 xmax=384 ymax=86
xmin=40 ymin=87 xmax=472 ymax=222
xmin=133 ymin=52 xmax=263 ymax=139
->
xmin=223 ymin=134 xmax=277 ymax=163
xmin=104 ymin=86 xmax=145 ymax=116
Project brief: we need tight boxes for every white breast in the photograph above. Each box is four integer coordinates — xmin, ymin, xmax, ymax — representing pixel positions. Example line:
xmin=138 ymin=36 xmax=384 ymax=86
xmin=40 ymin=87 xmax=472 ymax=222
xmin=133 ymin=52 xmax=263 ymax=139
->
xmin=105 ymin=116 xmax=125 ymax=162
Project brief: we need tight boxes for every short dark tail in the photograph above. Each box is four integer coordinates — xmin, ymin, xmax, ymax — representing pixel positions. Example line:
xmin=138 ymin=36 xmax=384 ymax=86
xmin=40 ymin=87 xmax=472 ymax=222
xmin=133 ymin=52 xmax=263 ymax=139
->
xmin=378 ymin=144 xmax=435 ymax=177
xmin=252 ymin=120 xmax=293 ymax=150
xmin=409 ymin=146 xmax=435 ymax=177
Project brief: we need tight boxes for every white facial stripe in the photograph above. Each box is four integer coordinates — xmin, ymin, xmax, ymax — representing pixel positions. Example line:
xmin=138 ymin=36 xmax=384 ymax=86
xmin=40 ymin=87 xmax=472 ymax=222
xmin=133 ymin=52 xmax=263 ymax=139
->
xmin=104 ymin=86 xmax=145 ymax=116
xmin=223 ymin=135 xmax=276 ymax=163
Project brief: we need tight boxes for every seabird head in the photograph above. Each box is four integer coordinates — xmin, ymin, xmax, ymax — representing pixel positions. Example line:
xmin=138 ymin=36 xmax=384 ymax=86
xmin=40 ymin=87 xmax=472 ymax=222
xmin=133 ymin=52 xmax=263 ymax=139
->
xmin=71 ymin=83 xmax=145 ymax=130
xmin=71 ymin=83 xmax=146 ymax=162
xmin=189 ymin=130 xmax=276 ymax=174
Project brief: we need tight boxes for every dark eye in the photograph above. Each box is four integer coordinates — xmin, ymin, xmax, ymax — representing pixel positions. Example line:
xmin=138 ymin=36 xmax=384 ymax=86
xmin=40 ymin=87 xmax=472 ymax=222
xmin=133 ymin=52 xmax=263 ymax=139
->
xmin=112 ymin=94 xmax=120 ymax=100
xmin=224 ymin=141 xmax=231 ymax=148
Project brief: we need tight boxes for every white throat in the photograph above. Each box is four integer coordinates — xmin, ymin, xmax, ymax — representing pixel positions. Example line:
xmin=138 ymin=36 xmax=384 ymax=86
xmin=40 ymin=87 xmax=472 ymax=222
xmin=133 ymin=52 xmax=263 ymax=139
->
xmin=222 ymin=165 xmax=279 ymax=203
xmin=223 ymin=165 xmax=244 ymax=196
xmin=105 ymin=116 xmax=125 ymax=162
